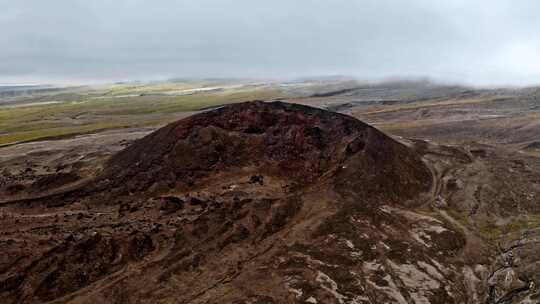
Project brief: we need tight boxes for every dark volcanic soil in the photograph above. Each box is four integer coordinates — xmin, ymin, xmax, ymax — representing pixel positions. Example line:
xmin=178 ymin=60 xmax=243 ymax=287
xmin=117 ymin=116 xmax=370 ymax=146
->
xmin=0 ymin=101 xmax=539 ymax=303
xmin=97 ymin=101 xmax=431 ymax=200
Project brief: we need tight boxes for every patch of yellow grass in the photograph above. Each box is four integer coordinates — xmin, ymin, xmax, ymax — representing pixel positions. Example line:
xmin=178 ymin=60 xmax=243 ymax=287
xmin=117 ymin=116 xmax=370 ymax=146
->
xmin=477 ymin=216 xmax=540 ymax=240
xmin=0 ymin=123 xmax=129 ymax=146
xmin=0 ymin=87 xmax=283 ymax=146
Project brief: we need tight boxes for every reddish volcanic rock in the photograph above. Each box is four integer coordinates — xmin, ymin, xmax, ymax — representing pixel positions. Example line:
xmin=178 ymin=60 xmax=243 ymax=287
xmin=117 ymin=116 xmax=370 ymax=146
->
xmin=2 ymin=101 xmax=455 ymax=304
xmin=99 ymin=101 xmax=431 ymax=201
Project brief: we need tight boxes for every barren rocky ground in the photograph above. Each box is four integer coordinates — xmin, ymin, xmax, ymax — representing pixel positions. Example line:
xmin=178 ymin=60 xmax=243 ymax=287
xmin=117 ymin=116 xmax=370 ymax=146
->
xmin=1 ymin=81 xmax=539 ymax=303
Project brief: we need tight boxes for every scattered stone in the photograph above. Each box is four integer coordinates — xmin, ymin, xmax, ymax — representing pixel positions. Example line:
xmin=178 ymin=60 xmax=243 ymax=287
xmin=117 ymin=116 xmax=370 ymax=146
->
xmin=189 ymin=197 xmax=205 ymax=206
xmin=433 ymin=195 xmax=448 ymax=208
xmin=446 ymin=178 xmax=463 ymax=191
xmin=118 ymin=202 xmax=131 ymax=216
xmin=249 ymin=175 xmax=264 ymax=185
xmin=305 ymin=296 xmax=318 ymax=303
xmin=159 ymin=196 xmax=184 ymax=214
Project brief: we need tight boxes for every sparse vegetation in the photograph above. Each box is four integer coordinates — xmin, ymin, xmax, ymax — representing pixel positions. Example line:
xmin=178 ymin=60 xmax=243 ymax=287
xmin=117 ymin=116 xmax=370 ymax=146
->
xmin=477 ymin=216 xmax=540 ymax=240
xmin=0 ymin=83 xmax=284 ymax=145
xmin=357 ymin=96 xmax=513 ymax=115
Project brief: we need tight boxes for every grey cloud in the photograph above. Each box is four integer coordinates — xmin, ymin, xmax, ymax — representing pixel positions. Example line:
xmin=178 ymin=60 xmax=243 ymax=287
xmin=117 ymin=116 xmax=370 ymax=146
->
xmin=1 ymin=0 xmax=540 ymax=86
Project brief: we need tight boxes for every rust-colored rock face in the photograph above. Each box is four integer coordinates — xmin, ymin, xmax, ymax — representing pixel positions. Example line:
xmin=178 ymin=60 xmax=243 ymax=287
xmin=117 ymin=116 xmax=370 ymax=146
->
xmin=2 ymin=101 xmax=466 ymax=304
xmin=100 ymin=101 xmax=431 ymax=199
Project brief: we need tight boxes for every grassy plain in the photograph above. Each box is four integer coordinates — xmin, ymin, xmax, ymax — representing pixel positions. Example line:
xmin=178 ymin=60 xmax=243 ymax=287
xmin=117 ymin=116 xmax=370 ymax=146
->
xmin=0 ymin=82 xmax=284 ymax=145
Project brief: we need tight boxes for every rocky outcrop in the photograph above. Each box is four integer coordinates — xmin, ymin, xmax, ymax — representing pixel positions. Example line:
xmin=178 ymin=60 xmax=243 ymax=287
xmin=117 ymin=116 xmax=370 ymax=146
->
xmin=1 ymin=101 xmax=485 ymax=304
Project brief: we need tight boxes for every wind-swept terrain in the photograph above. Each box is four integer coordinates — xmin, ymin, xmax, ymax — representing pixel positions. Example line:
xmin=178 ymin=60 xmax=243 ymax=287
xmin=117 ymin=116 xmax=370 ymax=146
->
xmin=1 ymin=80 xmax=540 ymax=303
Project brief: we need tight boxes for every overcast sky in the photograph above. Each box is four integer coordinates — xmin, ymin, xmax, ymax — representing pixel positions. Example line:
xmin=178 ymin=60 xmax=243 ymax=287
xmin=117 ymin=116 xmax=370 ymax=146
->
xmin=2 ymin=0 xmax=540 ymax=86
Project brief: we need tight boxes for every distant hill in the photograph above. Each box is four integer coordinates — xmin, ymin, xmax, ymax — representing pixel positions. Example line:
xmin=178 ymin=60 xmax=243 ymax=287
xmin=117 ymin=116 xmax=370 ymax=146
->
xmin=0 ymin=84 xmax=50 ymax=92
xmin=0 ymin=84 xmax=60 ymax=100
